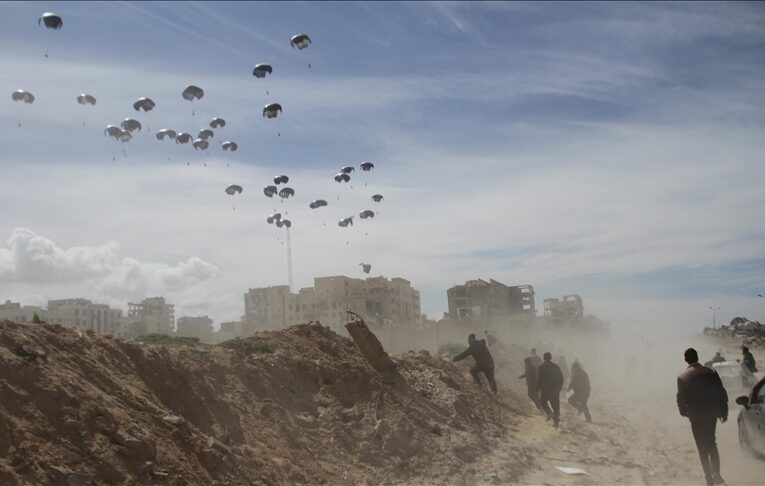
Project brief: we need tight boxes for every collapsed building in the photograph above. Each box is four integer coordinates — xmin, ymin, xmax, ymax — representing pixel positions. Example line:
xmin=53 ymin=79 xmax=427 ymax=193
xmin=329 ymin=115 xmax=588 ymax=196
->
xmin=543 ymin=294 xmax=609 ymax=333
xmin=446 ymin=278 xmax=535 ymax=328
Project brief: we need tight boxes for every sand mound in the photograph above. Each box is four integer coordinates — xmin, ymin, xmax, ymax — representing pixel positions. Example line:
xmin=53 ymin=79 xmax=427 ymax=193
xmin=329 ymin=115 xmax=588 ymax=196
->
xmin=0 ymin=320 xmax=530 ymax=485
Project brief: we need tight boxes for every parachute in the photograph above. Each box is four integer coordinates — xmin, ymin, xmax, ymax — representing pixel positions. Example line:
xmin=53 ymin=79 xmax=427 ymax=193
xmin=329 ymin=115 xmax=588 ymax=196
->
xmin=359 ymin=210 xmax=375 ymax=219
xmin=104 ymin=125 xmax=131 ymax=142
xmin=276 ymin=219 xmax=292 ymax=228
xmin=192 ymin=138 xmax=209 ymax=150
xmin=360 ymin=162 xmax=374 ymax=172
xmin=156 ymin=129 xmax=177 ymax=141
xmin=76 ymin=93 xmax=96 ymax=105
xmin=121 ymin=118 xmax=142 ymax=133
xmin=133 ymin=97 xmax=155 ymax=112
xmin=278 ymin=187 xmax=295 ymax=199
xmin=209 ymin=117 xmax=225 ymax=129
xmin=182 ymin=85 xmax=204 ymax=101
xmin=38 ymin=12 xmax=63 ymax=30
xmin=225 ymin=184 xmax=243 ymax=195
xmin=11 ymin=90 xmax=35 ymax=104
xmin=274 ymin=175 xmax=289 ymax=185
xmin=221 ymin=141 xmax=238 ymax=152
xmin=291 ymin=34 xmax=311 ymax=50
xmin=372 ymin=194 xmax=384 ymax=202
xmin=360 ymin=263 xmax=371 ymax=274
xmin=334 ymin=172 xmax=351 ymax=183
xmin=341 ymin=166 xmax=355 ymax=174
xmin=253 ymin=64 xmax=273 ymax=78
xmin=338 ymin=217 xmax=354 ymax=227
xmin=176 ymin=132 xmax=193 ymax=144
xmin=263 ymin=103 xmax=282 ymax=119
xmin=263 ymin=185 xmax=278 ymax=198
xmin=197 ymin=129 xmax=214 ymax=140
xmin=309 ymin=199 xmax=328 ymax=209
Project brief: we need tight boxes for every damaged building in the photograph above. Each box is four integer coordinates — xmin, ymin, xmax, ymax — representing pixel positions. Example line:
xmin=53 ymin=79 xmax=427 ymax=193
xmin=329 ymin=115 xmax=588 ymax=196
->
xmin=446 ymin=279 xmax=535 ymax=326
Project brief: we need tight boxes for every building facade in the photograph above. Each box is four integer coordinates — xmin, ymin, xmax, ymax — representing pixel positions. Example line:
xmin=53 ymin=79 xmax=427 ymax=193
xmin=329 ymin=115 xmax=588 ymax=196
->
xmin=447 ymin=278 xmax=535 ymax=324
xmin=244 ymin=275 xmax=422 ymax=331
xmin=47 ymin=298 xmax=123 ymax=334
xmin=127 ymin=297 xmax=175 ymax=334
xmin=0 ymin=300 xmax=48 ymax=323
xmin=543 ymin=294 xmax=584 ymax=325
xmin=176 ymin=315 xmax=214 ymax=341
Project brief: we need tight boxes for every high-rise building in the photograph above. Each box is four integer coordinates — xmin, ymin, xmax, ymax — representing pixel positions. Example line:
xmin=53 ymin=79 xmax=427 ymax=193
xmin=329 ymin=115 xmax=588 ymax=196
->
xmin=176 ymin=315 xmax=214 ymax=340
xmin=47 ymin=298 xmax=123 ymax=334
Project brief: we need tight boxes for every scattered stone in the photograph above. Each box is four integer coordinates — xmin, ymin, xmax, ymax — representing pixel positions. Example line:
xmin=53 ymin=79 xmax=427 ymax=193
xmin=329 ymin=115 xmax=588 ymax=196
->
xmin=163 ymin=415 xmax=186 ymax=426
xmin=138 ymin=461 xmax=155 ymax=474
xmin=66 ymin=472 xmax=94 ymax=485
xmin=207 ymin=436 xmax=232 ymax=456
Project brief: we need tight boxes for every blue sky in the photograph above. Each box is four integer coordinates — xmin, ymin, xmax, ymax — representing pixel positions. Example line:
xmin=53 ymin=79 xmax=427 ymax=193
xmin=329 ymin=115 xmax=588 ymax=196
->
xmin=1 ymin=2 xmax=764 ymax=329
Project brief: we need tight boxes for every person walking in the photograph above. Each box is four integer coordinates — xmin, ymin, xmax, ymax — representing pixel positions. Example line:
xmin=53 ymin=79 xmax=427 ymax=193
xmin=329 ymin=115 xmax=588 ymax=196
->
xmin=742 ymin=345 xmax=758 ymax=373
xmin=519 ymin=357 xmax=545 ymax=413
xmin=537 ymin=352 xmax=564 ymax=427
xmin=453 ymin=333 xmax=497 ymax=394
xmin=567 ymin=361 xmax=591 ymax=422
xmin=528 ymin=348 xmax=542 ymax=367
xmin=677 ymin=348 xmax=728 ymax=486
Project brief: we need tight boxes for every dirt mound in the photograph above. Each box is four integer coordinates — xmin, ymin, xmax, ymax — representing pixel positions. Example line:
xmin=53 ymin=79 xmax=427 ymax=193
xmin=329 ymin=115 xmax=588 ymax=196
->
xmin=0 ymin=320 xmax=531 ymax=485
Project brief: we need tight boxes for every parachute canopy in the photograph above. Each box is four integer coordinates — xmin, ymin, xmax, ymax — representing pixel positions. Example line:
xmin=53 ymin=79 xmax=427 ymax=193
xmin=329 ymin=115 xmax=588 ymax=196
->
xmin=360 ymin=263 xmax=371 ymax=274
xmin=192 ymin=138 xmax=209 ymax=150
xmin=359 ymin=210 xmax=375 ymax=219
xmin=197 ymin=128 xmax=214 ymax=140
xmin=225 ymin=184 xmax=243 ymax=195
xmin=263 ymin=185 xmax=278 ymax=198
xmin=182 ymin=85 xmax=204 ymax=101
xmin=263 ymin=103 xmax=282 ymax=119
xmin=156 ymin=129 xmax=177 ymax=141
xmin=274 ymin=175 xmax=289 ymax=185
xmin=76 ymin=93 xmax=96 ymax=105
xmin=341 ymin=166 xmax=355 ymax=174
xmin=39 ymin=12 xmax=63 ymax=30
xmin=121 ymin=118 xmax=142 ymax=133
xmin=176 ymin=132 xmax=193 ymax=144
xmin=278 ymin=187 xmax=295 ymax=199
xmin=334 ymin=172 xmax=351 ymax=183
xmin=267 ymin=212 xmax=282 ymax=224
xmin=12 ymin=90 xmax=35 ymax=104
xmin=104 ymin=125 xmax=131 ymax=142
xmin=276 ymin=219 xmax=292 ymax=228
xmin=133 ymin=97 xmax=155 ymax=112
xmin=360 ymin=162 xmax=374 ymax=172
xmin=209 ymin=117 xmax=225 ymax=129
xmin=372 ymin=194 xmax=384 ymax=202
xmin=309 ymin=199 xmax=328 ymax=209
xmin=221 ymin=141 xmax=238 ymax=152
xmin=338 ymin=217 xmax=354 ymax=228
xmin=291 ymin=34 xmax=311 ymax=49
xmin=253 ymin=64 xmax=273 ymax=78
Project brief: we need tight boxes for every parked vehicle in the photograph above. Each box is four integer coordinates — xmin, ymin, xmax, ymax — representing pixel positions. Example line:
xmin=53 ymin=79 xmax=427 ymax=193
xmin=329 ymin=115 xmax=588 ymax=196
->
xmin=712 ymin=361 xmax=757 ymax=397
xmin=736 ymin=376 xmax=765 ymax=458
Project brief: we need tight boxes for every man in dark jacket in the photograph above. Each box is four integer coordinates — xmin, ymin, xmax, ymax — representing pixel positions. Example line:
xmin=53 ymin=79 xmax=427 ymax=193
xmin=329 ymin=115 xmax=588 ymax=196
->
xmin=519 ymin=356 xmax=545 ymax=413
xmin=537 ymin=352 xmax=564 ymax=427
xmin=742 ymin=346 xmax=757 ymax=373
xmin=453 ymin=333 xmax=497 ymax=394
xmin=567 ymin=361 xmax=591 ymax=422
xmin=677 ymin=348 xmax=728 ymax=486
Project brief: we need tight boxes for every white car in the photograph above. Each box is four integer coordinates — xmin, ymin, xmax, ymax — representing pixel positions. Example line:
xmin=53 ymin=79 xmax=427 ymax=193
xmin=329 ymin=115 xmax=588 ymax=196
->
xmin=712 ymin=361 xmax=758 ymax=397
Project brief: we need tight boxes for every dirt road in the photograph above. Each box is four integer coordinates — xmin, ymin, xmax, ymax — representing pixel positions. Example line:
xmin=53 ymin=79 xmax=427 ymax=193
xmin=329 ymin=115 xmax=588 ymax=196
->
xmin=481 ymin=335 xmax=765 ymax=485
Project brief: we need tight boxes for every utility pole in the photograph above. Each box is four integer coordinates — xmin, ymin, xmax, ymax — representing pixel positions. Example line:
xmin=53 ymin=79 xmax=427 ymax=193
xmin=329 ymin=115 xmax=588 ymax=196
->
xmin=286 ymin=227 xmax=294 ymax=293
xmin=708 ymin=306 xmax=720 ymax=330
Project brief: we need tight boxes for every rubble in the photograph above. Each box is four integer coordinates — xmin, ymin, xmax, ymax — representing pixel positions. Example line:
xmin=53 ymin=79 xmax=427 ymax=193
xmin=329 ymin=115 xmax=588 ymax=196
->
xmin=0 ymin=319 xmax=531 ymax=484
xmin=705 ymin=316 xmax=765 ymax=347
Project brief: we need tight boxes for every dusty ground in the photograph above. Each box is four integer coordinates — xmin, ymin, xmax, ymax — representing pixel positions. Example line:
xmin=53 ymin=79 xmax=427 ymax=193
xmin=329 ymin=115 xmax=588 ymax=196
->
xmin=2 ymin=318 xmax=764 ymax=485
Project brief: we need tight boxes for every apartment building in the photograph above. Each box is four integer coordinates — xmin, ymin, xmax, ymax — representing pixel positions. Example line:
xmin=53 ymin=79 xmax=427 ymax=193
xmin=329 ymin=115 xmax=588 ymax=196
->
xmin=447 ymin=278 xmax=535 ymax=323
xmin=127 ymin=297 xmax=175 ymax=334
xmin=47 ymin=298 xmax=123 ymax=334
xmin=0 ymin=300 xmax=48 ymax=323
xmin=244 ymin=275 xmax=421 ymax=331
